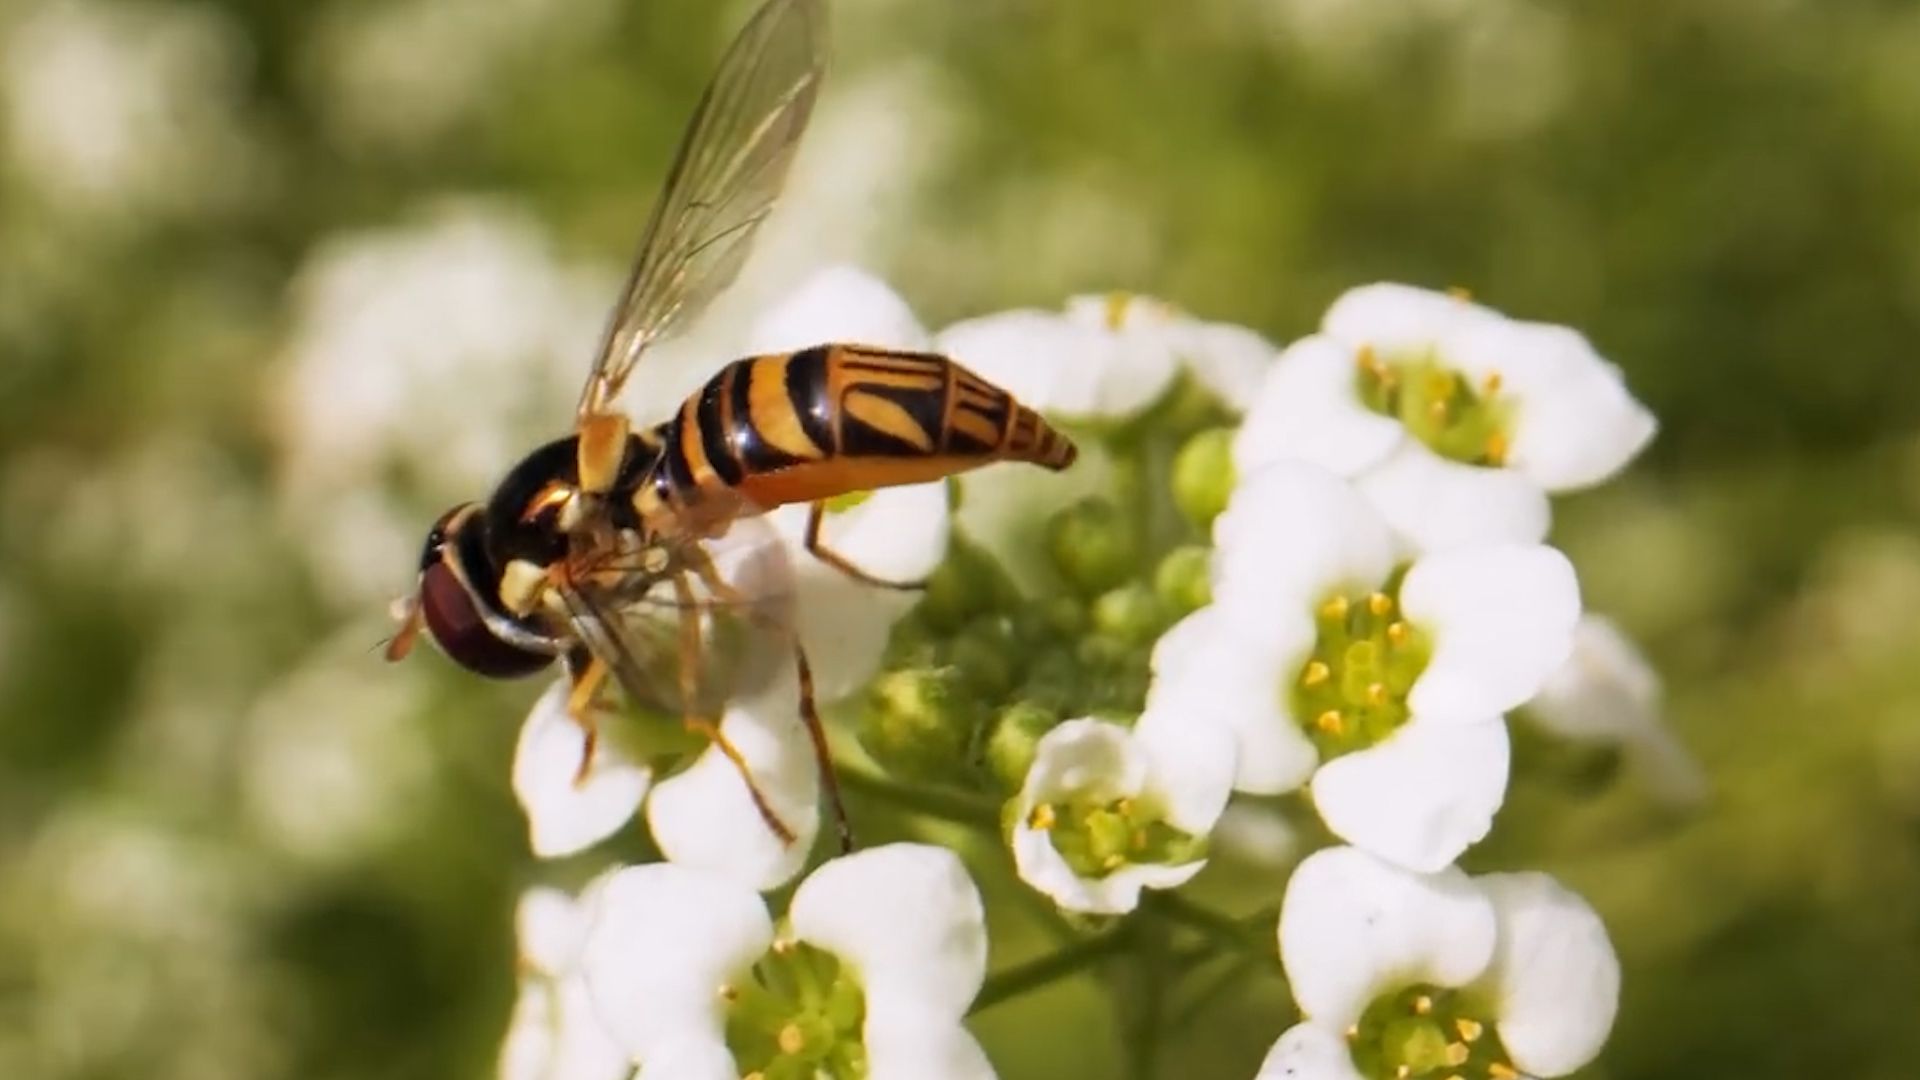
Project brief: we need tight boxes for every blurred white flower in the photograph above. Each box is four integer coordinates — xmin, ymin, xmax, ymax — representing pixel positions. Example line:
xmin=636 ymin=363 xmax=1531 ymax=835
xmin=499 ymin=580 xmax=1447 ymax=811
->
xmin=1236 ymin=283 xmax=1655 ymax=553
xmin=515 ymin=667 xmax=821 ymax=891
xmin=746 ymin=263 xmax=932 ymax=354
xmin=1208 ymin=800 xmax=1302 ymax=871
xmin=582 ymin=844 xmax=993 ymax=1079
xmin=1261 ymin=847 xmax=1619 ymax=1080
xmin=276 ymin=205 xmax=609 ymax=603
xmin=1527 ymin=614 xmax=1706 ymax=808
xmin=1010 ymin=714 xmax=1236 ymax=915
xmin=2 ymin=0 xmax=268 ymax=220
xmin=1149 ymin=462 xmax=1580 ymax=871
xmin=499 ymin=883 xmax=628 ymax=1080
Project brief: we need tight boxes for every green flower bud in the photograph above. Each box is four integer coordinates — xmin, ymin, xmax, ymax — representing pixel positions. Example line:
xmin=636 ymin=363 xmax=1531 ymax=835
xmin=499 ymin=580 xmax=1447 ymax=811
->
xmin=918 ymin=535 xmax=1020 ymax=633
xmin=859 ymin=668 xmax=982 ymax=785
xmin=984 ymin=701 xmax=1061 ymax=792
xmin=948 ymin=614 xmax=1021 ymax=698
xmin=1091 ymin=581 xmax=1169 ymax=647
xmin=1019 ymin=647 xmax=1086 ymax=715
xmin=1046 ymin=497 xmax=1140 ymax=596
xmin=1154 ymin=544 xmax=1213 ymax=616
xmin=1171 ymin=427 xmax=1237 ymax=530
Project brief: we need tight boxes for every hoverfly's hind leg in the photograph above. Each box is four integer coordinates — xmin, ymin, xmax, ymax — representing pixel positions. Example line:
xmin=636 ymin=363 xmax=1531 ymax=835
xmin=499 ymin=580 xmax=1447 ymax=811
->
xmin=683 ymin=546 xmax=852 ymax=853
xmin=672 ymin=571 xmax=798 ymax=846
xmin=563 ymin=645 xmax=611 ymax=786
xmin=803 ymin=500 xmax=927 ymax=591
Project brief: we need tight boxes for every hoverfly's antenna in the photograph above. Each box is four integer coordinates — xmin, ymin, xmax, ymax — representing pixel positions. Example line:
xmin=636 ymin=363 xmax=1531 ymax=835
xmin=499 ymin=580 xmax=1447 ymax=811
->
xmin=382 ymin=595 xmax=423 ymax=662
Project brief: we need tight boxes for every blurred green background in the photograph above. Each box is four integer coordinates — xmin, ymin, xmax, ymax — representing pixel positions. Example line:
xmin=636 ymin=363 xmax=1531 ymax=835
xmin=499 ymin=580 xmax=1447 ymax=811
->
xmin=2 ymin=0 xmax=1917 ymax=1077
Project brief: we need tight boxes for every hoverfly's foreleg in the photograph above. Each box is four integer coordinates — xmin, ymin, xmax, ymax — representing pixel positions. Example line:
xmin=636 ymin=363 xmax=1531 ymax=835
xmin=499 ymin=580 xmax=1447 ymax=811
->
xmin=671 ymin=571 xmax=798 ymax=846
xmin=575 ymin=411 xmax=632 ymax=497
xmin=802 ymin=501 xmax=928 ymax=591
xmin=682 ymin=545 xmax=853 ymax=853
xmin=562 ymin=646 xmax=610 ymax=786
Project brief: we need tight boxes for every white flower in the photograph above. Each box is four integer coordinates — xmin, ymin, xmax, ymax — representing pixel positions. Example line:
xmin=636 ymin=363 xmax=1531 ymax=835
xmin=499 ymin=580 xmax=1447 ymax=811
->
xmin=513 ymin=669 xmax=820 ymax=891
xmin=1010 ymin=714 xmax=1236 ymax=915
xmin=581 ymin=844 xmax=993 ymax=1079
xmin=746 ymin=263 xmax=932 ymax=354
xmin=1149 ymin=462 xmax=1579 ymax=871
xmin=499 ymin=884 xmax=628 ymax=1080
xmin=1262 ymin=847 xmax=1620 ymax=1080
xmin=1527 ymin=614 xmax=1706 ymax=808
xmin=1235 ymin=283 xmax=1655 ymax=553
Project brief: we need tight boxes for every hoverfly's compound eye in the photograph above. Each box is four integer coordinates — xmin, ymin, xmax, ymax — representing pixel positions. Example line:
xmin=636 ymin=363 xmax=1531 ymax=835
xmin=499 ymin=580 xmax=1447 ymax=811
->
xmin=419 ymin=505 xmax=468 ymax=571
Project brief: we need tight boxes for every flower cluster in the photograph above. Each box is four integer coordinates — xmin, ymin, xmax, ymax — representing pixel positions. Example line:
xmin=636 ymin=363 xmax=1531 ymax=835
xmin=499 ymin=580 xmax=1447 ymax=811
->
xmin=490 ymin=267 xmax=1684 ymax=1079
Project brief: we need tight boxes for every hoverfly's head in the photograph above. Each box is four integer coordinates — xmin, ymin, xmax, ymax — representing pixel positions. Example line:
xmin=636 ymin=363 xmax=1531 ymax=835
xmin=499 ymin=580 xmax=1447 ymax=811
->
xmin=385 ymin=503 xmax=553 ymax=679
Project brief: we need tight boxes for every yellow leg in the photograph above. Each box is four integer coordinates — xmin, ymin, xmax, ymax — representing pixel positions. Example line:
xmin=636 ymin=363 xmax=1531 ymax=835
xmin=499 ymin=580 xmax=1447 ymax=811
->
xmin=565 ymin=653 xmax=610 ymax=786
xmin=673 ymin=571 xmax=797 ymax=846
xmin=804 ymin=501 xmax=927 ymax=591
xmin=684 ymin=546 xmax=853 ymax=852
xmin=576 ymin=411 xmax=631 ymax=496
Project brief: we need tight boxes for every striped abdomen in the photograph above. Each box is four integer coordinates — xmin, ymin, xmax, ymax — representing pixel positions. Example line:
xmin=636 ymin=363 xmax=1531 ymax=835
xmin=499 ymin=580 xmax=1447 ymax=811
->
xmin=637 ymin=344 xmax=1077 ymax=523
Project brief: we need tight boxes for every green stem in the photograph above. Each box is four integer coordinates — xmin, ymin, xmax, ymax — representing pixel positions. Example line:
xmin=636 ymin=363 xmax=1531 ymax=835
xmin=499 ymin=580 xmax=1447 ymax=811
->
xmin=969 ymin=928 xmax=1134 ymax=1015
xmin=1144 ymin=893 xmax=1281 ymax=969
xmin=834 ymin=760 xmax=1000 ymax=830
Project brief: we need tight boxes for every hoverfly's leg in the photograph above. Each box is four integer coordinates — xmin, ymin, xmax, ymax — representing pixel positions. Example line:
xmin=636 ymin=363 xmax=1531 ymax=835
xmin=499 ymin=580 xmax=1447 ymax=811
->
xmin=672 ymin=571 xmax=797 ymax=846
xmin=576 ymin=411 xmax=632 ymax=497
xmin=383 ymin=597 xmax=423 ymax=662
xmin=803 ymin=501 xmax=927 ymax=591
xmin=792 ymin=644 xmax=852 ymax=853
xmin=563 ymin=645 xmax=610 ymax=786
xmin=679 ymin=545 xmax=853 ymax=853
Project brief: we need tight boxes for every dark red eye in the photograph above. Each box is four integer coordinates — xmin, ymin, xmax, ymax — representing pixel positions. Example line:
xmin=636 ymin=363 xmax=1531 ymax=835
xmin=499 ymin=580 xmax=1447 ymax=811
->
xmin=419 ymin=561 xmax=552 ymax=679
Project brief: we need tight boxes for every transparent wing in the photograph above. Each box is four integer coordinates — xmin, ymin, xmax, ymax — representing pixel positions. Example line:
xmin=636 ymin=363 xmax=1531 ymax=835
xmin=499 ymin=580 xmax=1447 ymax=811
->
xmin=555 ymin=518 xmax=796 ymax=719
xmin=579 ymin=0 xmax=827 ymax=418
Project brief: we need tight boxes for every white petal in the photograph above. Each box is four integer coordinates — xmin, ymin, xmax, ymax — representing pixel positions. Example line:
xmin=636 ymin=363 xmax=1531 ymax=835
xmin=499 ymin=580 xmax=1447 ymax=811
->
xmin=770 ymin=481 xmax=950 ymax=702
xmin=1355 ymin=442 xmax=1551 ymax=554
xmin=634 ymin=1034 xmax=737 ymax=1080
xmin=1016 ymin=718 xmax=1150 ymax=809
xmin=789 ymin=843 xmax=988 ymax=1018
xmin=1474 ymin=873 xmax=1621 ymax=1077
xmin=646 ymin=676 xmax=821 ymax=892
xmin=1209 ymin=800 xmax=1301 ymax=870
xmin=1528 ymin=616 xmax=1704 ymax=807
xmin=1310 ymin=719 xmax=1511 ymax=872
xmin=516 ymin=886 xmax=587 ymax=976
xmin=938 ymin=307 xmax=1175 ymax=421
xmin=866 ymin=1001 xmax=997 ymax=1080
xmin=1134 ymin=700 xmax=1238 ymax=835
xmin=1402 ymin=545 xmax=1582 ymax=725
xmin=1234 ymin=335 xmax=1405 ymax=479
xmin=1279 ymin=846 xmax=1497 ymax=1029
xmin=1448 ymin=318 xmax=1656 ymax=492
xmin=745 ymin=264 xmax=929 ymax=354
xmin=1170 ymin=318 xmax=1277 ymax=413
xmin=952 ymin=439 xmax=1115 ymax=593
xmin=498 ymin=974 xmax=633 ymax=1080
xmin=581 ymin=864 xmax=771 ymax=1062
xmin=1321 ymin=282 xmax=1503 ymax=354
xmin=1148 ymin=607 xmax=1318 ymax=795
xmin=1211 ymin=461 xmax=1399 ymax=631
xmin=513 ymin=680 xmax=652 ymax=859
xmin=1254 ymin=1022 xmax=1368 ymax=1080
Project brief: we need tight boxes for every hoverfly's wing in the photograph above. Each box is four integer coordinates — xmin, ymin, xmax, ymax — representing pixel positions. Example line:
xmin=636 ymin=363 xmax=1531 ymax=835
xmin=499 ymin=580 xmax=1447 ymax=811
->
xmin=578 ymin=0 xmax=827 ymax=419
xmin=554 ymin=517 xmax=797 ymax=721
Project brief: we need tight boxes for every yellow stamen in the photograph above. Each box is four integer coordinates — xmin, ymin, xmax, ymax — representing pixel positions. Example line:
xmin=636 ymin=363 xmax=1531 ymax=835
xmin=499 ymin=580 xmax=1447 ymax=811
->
xmin=719 ymin=983 xmax=739 ymax=1004
xmin=1429 ymin=371 xmax=1458 ymax=401
xmin=1482 ymin=371 xmax=1503 ymax=395
xmin=1302 ymin=661 xmax=1331 ymax=687
xmin=744 ymin=1072 xmax=766 ymax=1080
xmin=1115 ymin=797 xmax=1136 ymax=817
xmin=1101 ymin=853 xmax=1126 ymax=871
xmin=1394 ymin=1067 xmax=1411 ymax=1080
xmin=1320 ymin=595 xmax=1350 ymax=620
xmin=1366 ymin=682 xmax=1388 ymax=705
xmin=1104 ymin=291 xmax=1133 ymax=330
xmin=1412 ymin=994 xmax=1433 ymax=1015
xmin=1357 ymin=344 xmax=1381 ymax=373
xmin=1345 ymin=1024 xmax=1360 ymax=1040
xmin=1484 ymin=431 xmax=1510 ymax=466
xmin=1368 ymin=591 xmax=1393 ymax=616
xmin=778 ymin=1023 xmax=807 ymax=1055
xmin=1428 ymin=399 xmax=1450 ymax=423
xmin=1387 ymin=621 xmax=1410 ymax=646
xmin=1488 ymin=1064 xmax=1520 ymax=1080
xmin=1444 ymin=1042 xmax=1470 ymax=1066
xmin=1315 ymin=710 xmax=1345 ymax=735
xmin=1447 ymin=284 xmax=1474 ymax=301
xmin=771 ymin=937 xmax=796 ymax=955
xmin=1029 ymin=803 xmax=1057 ymax=831
xmin=1456 ymin=1018 xmax=1484 ymax=1043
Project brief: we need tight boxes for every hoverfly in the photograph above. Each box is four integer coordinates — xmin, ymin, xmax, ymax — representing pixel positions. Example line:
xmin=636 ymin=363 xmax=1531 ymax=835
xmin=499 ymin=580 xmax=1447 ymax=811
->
xmin=384 ymin=0 xmax=1077 ymax=851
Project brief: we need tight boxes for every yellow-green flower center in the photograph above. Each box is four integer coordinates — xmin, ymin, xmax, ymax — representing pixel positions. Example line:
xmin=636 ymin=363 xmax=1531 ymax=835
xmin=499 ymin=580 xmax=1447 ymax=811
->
xmin=1289 ymin=578 xmax=1432 ymax=759
xmin=1349 ymin=984 xmax=1516 ymax=1080
xmin=725 ymin=940 xmax=867 ymax=1080
xmin=1029 ymin=795 xmax=1205 ymax=879
xmin=1355 ymin=347 xmax=1514 ymax=467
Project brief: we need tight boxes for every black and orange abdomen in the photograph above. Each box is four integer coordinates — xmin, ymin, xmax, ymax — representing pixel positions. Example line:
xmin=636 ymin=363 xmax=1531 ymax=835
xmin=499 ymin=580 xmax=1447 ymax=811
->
xmin=641 ymin=343 xmax=1076 ymax=519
